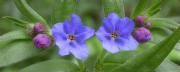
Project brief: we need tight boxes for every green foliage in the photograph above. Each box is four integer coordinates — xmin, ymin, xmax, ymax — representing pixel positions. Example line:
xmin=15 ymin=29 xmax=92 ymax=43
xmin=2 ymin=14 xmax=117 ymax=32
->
xmin=103 ymin=0 xmax=125 ymax=17
xmin=2 ymin=16 xmax=29 ymax=28
xmin=51 ymin=0 xmax=77 ymax=24
xmin=0 ymin=31 xmax=29 ymax=48
xmin=0 ymin=40 xmax=41 ymax=67
xmin=20 ymin=59 xmax=79 ymax=72
xmin=14 ymin=0 xmax=47 ymax=24
xmin=147 ymin=0 xmax=164 ymax=16
xmin=131 ymin=0 xmax=148 ymax=18
xmin=156 ymin=59 xmax=180 ymax=72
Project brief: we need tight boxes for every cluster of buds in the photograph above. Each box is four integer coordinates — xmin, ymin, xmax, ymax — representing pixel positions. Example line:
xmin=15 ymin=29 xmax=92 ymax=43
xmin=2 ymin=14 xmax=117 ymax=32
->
xmin=133 ymin=16 xmax=152 ymax=43
xmin=32 ymin=23 xmax=52 ymax=48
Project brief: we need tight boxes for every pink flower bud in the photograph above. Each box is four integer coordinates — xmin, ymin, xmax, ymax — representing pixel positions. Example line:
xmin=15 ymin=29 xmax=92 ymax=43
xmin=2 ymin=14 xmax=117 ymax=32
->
xmin=133 ymin=27 xmax=152 ymax=43
xmin=33 ymin=34 xmax=51 ymax=48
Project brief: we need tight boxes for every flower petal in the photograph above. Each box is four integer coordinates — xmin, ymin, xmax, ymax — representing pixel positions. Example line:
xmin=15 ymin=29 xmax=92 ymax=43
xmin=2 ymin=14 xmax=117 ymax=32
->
xmin=63 ymin=20 xmax=73 ymax=34
xmin=102 ymin=13 xmax=120 ymax=33
xmin=118 ymin=17 xmax=135 ymax=35
xmin=102 ymin=39 xmax=120 ymax=53
xmin=118 ymin=36 xmax=138 ymax=50
xmin=71 ymin=14 xmax=83 ymax=25
xmin=52 ymin=23 xmax=67 ymax=43
xmin=57 ymin=42 xmax=70 ymax=56
xmin=96 ymin=26 xmax=111 ymax=42
xmin=76 ymin=26 xmax=94 ymax=43
xmin=69 ymin=42 xmax=88 ymax=60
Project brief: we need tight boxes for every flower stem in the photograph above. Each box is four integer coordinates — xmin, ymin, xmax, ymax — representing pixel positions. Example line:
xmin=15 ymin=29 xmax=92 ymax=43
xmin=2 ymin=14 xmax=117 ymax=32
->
xmin=77 ymin=59 xmax=85 ymax=72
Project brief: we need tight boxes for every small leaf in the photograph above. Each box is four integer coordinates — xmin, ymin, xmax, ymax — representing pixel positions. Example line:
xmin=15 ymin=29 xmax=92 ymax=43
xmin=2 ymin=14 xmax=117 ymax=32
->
xmin=111 ymin=26 xmax=180 ymax=72
xmin=131 ymin=0 xmax=148 ymax=18
xmin=0 ymin=31 xmax=29 ymax=48
xmin=14 ymin=0 xmax=47 ymax=24
xmin=0 ymin=40 xmax=41 ymax=67
xmin=20 ymin=59 xmax=79 ymax=72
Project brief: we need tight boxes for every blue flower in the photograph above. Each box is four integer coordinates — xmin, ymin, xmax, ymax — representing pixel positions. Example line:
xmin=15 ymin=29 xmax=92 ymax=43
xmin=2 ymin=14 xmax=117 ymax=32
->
xmin=96 ymin=13 xmax=138 ymax=53
xmin=52 ymin=14 xmax=94 ymax=60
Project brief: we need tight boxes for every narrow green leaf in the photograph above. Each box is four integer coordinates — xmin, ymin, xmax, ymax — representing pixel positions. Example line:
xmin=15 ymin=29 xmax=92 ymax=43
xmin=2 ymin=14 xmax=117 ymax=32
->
xmin=85 ymin=37 xmax=104 ymax=72
xmin=14 ymin=0 xmax=47 ymax=24
xmin=2 ymin=16 xmax=28 ymax=24
xmin=131 ymin=0 xmax=148 ymax=18
xmin=111 ymin=26 xmax=180 ymax=72
xmin=20 ymin=59 xmax=79 ymax=72
xmin=168 ymin=49 xmax=180 ymax=63
xmin=103 ymin=51 xmax=135 ymax=72
xmin=156 ymin=59 xmax=180 ymax=72
xmin=147 ymin=0 xmax=164 ymax=16
xmin=0 ymin=31 xmax=29 ymax=48
xmin=103 ymin=51 xmax=135 ymax=64
xmin=0 ymin=40 xmax=41 ymax=67
xmin=103 ymin=0 xmax=125 ymax=17
xmin=2 ymin=16 xmax=29 ymax=28
xmin=51 ymin=0 xmax=77 ymax=24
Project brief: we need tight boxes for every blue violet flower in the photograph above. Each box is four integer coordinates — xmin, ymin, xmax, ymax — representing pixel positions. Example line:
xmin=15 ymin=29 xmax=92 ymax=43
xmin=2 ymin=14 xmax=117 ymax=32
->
xmin=52 ymin=14 xmax=94 ymax=60
xmin=96 ymin=13 xmax=138 ymax=53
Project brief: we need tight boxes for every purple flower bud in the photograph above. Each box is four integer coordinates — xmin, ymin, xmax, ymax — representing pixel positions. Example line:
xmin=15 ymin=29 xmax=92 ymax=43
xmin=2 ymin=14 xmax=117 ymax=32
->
xmin=33 ymin=34 xmax=51 ymax=48
xmin=33 ymin=23 xmax=45 ymax=33
xmin=133 ymin=27 xmax=152 ymax=43
xmin=135 ymin=16 xmax=146 ymax=26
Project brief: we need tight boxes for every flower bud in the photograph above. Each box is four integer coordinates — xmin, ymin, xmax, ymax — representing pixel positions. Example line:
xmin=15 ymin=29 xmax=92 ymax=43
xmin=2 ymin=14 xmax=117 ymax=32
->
xmin=133 ymin=27 xmax=152 ymax=43
xmin=33 ymin=23 xmax=45 ymax=33
xmin=33 ymin=34 xmax=51 ymax=48
xmin=135 ymin=16 xmax=146 ymax=26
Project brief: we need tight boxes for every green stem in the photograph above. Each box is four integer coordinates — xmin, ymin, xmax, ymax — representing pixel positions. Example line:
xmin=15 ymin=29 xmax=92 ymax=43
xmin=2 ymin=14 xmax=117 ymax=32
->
xmin=77 ymin=60 xmax=85 ymax=72
xmin=94 ymin=50 xmax=106 ymax=72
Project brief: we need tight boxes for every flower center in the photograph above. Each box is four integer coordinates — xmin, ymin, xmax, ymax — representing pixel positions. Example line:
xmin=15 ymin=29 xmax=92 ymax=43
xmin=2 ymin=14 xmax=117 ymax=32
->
xmin=111 ymin=32 xmax=118 ymax=38
xmin=68 ymin=35 xmax=76 ymax=41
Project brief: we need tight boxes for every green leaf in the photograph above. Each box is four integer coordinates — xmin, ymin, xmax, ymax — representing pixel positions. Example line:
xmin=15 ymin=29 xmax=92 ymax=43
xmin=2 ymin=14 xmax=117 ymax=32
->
xmin=131 ymin=0 xmax=148 ymax=18
xmin=0 ymin=40 xmax=41 ymax=67
xmin=156 ymin=59 xmax=180 ymax=72
xmin=85 ymin=37 xmax=104 ymax=72
xmin=149 ymin=18 xmax=179 ymax=30
xmin=168 ymin=49 xmax=180 ymax=63
xmin=51 ymin=0 xmax=77 ymax=24
xmin=103 ymin=0 xmax=125 ymax=17
xmin=150 ymin=27 xmax=172 ymax=43
xmin=14 ymin=0 xmax=47 ymax=24
xmin=2 ymin=16 xmax=29 ymax=28
xmin=20 ymin=59 xmax=79 ymax=72
xmin=147 ymin=0 xmax=164 ymax=16
xmin=103 ymin=51 xmax=135 ymax=64
xmin=0 ymin=31 xmax=29 ymax=48
xmin=103 ymin=51 xmax=135 ymax=72
xmin=111 ymin=26 xmax=180 ymax=72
